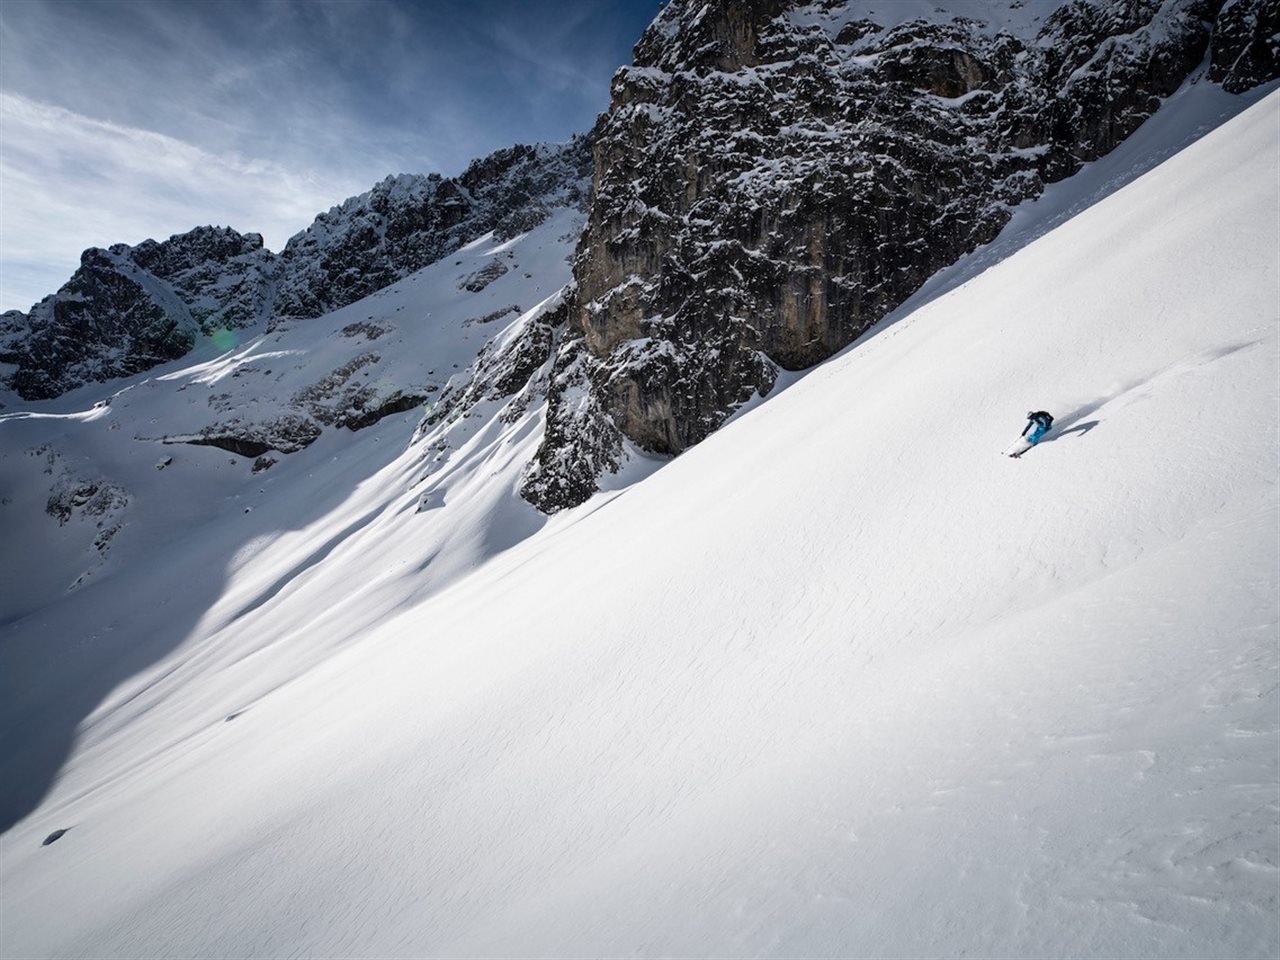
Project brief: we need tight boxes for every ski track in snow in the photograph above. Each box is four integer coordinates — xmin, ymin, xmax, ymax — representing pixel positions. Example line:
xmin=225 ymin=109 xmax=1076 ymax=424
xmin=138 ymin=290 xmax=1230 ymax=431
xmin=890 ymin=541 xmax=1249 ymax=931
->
xmin=0 ymin=86 xmax=1277 ymax=958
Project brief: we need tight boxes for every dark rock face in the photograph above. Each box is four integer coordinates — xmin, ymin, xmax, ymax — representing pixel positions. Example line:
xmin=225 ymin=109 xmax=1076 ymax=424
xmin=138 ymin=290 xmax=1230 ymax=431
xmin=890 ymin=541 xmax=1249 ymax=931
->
xmin=460 ymin=258 xmax=511 ymax=293
xmin=181 ymin=414 xmax=323 ymax=457
xmin=412 ymin=298 xmax=573 ymax=494
xmin=288 ymin=352 xmax=428 ymax=431
xmin=45 ymin=474 xmax=128 ymax=526
xmin=519 ymin=333 xmax=625 ymax=510
xmin=1210 ymin=0 xmax=1280 ymax=92
xmin=31 ymin=442 xmax=130 ymax=573
xmin=519 ymin=0 xmax=1279 ymax=512
xmin=420 ymin=299 xmax=568 ymax=434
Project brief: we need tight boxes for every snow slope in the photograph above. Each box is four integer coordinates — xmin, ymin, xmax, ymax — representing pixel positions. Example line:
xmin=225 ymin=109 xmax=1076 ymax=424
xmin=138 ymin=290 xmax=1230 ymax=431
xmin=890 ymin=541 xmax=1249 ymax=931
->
xmin=2 ymin=92 xmax=1277 ymax=959
xmin=0 ymin=206 xmax=586 ymax=836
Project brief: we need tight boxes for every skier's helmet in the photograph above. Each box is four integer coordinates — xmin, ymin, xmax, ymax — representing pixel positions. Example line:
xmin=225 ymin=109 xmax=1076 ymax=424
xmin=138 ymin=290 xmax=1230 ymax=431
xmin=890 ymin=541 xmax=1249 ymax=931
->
xmin=1027 ymin=410 xmax=1034 ymax=418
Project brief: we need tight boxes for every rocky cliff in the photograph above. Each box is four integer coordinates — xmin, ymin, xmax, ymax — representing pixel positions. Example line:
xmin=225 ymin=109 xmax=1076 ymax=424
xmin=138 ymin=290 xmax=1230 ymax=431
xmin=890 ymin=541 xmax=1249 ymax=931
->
xmin=514 ymin=0 xmax=1279 ymax=512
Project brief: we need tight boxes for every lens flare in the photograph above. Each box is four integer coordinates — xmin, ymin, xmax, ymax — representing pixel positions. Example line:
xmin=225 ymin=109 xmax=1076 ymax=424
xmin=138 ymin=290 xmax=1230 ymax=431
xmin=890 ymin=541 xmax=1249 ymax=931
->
xmin=210 ymin=327 xmax=237 ymax=352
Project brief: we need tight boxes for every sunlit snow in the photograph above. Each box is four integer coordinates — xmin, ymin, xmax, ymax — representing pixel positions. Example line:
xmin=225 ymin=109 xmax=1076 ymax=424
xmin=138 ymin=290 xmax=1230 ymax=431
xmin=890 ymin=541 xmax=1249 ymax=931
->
xmin=0 ymin=81 xmax=1276 ymax=959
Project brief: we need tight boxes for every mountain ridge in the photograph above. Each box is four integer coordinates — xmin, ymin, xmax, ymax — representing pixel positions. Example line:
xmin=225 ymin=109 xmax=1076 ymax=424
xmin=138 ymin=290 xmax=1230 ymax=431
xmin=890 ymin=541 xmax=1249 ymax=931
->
xmin=0 ymin=136 xmax=591 ymax=400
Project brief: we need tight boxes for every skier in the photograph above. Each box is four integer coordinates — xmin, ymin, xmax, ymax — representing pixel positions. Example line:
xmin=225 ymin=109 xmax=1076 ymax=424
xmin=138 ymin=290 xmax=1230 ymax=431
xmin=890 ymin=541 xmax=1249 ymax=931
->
xmin=1010 ymin=410 xmax=1054 ymax=457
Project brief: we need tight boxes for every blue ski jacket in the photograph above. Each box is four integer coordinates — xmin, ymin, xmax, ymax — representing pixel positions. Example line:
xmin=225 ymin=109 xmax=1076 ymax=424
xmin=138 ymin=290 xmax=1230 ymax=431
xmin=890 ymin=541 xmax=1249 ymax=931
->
xmin=1022 ymin=410 xmax=1054 ymax=438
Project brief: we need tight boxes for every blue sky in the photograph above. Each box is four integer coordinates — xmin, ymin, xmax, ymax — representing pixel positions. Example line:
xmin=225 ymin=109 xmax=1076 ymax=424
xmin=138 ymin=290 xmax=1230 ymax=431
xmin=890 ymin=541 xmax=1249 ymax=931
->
xmin=0 ymin=0 xmax=660 ymax=311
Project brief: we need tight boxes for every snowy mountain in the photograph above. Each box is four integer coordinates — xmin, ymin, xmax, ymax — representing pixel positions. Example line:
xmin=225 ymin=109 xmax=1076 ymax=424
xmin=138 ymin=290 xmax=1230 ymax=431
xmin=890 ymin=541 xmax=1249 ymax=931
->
xmin=1 ymin=79 xmax=1275 ymax=959
xmin=3 ymin=2 xmax=1274 ymax=487
xmin=0 ymin=137 xmax=590 ymax=400
xmin=272 ymin=139 xmax=592 ymax=322
xmin=0 ymin=204 xmax=586 ymax=621
xmin=0 ymin=228 xmax=275 ymax=400
xmin=0 ymin=0 xmax=1277 ymax=956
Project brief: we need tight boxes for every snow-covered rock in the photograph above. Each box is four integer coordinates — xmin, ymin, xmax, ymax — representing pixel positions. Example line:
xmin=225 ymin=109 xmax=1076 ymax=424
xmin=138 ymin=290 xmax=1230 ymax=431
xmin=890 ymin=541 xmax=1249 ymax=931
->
xmin=125 ymin=226 xmax=275 ymax=331
xmin=1211 ymin=0 xmax=1280 ymax=92
xmin=0 ymin=230 xmax=270 ymax=400
xmin=274 ymin=138 xmax=591 ymax=321
xmin=0 ymin=202 xmax=588 ymax=635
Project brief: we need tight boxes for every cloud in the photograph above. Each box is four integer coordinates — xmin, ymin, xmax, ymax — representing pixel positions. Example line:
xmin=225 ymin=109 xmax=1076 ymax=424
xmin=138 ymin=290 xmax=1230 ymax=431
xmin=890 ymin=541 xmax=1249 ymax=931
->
xmin=0 ymin=93 xmax=364 ymax=311
xmin=0 ymin=1 xmax=664 ymax=312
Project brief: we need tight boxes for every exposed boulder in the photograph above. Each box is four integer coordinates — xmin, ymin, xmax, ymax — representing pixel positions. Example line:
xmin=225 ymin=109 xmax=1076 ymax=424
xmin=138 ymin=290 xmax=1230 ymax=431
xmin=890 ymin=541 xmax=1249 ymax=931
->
xmin=179 ymin=414 xmax=323 ymax=458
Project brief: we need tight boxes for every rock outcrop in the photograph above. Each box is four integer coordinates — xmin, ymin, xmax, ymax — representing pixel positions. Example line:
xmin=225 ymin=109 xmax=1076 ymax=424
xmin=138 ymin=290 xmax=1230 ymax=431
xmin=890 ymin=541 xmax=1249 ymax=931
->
xmin=4 ymin=253 xmax=189 ymax=401
xmin=126 ymin=226 xmax=276 ymax=331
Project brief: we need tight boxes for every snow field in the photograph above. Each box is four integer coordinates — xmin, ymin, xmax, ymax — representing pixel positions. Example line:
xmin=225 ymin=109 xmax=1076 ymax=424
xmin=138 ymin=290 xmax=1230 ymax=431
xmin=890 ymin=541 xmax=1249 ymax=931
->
xmin=1 ymin=91 xmax=1277 ymax=960
xmin=0 ymin=211 xmax=582 ymax=853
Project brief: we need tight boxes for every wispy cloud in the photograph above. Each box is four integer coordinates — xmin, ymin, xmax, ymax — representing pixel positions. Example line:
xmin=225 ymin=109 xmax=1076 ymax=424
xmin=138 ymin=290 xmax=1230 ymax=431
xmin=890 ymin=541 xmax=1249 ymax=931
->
xmin=0 ymin=0 xmax=661 ymax=312
xmin=0 ymin=93 xmax=361 ymax=310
